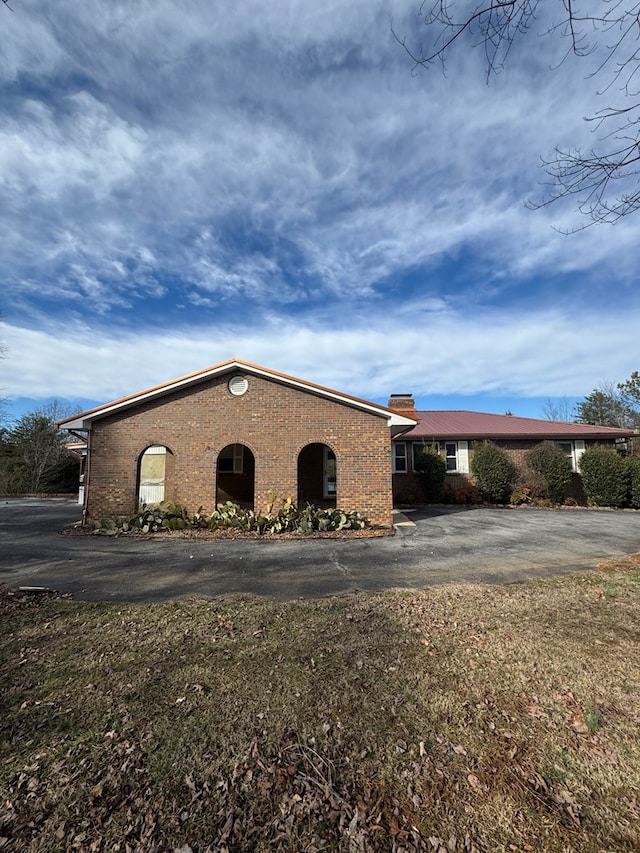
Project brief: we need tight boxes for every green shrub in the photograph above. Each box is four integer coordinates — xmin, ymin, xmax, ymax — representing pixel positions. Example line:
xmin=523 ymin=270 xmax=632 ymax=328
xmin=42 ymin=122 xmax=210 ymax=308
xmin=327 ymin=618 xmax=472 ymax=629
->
xmin=626 ymin=456 xmax=640 ymax=509
xmin=579 ymin=447 xmax=629 ymax=508
xmin=470 ymin=441 xmax=512 ymax=503
xmin=525 ymin=442 xmax=573 ymax=504
xmin=413 ymin=444 xmax=446 ymax=502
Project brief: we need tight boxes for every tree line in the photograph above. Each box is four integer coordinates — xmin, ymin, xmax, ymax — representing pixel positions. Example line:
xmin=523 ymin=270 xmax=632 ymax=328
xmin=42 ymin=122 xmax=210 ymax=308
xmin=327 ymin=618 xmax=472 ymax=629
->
xmin=544 ymin=371 xmax=640 ymax=430
xmin=0 ymin=402 xmax=80 ymax=495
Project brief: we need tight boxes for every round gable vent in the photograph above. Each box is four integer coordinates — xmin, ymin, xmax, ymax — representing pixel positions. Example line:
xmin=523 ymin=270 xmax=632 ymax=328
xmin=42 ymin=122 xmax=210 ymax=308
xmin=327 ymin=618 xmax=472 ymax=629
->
xmin=228 ymin=375 xmax=249 ymax=396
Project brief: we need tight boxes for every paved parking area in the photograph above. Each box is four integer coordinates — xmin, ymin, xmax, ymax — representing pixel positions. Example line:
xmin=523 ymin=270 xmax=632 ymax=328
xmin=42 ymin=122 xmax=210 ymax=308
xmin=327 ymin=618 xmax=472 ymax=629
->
xmin=1 ymin=498 xmax=640 ymax=602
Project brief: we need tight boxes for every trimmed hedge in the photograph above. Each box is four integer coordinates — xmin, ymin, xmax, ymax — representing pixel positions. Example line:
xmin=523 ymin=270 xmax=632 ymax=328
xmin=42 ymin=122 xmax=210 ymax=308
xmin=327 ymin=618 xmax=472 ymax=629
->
xmin=470 ymin=441 xmax=512 ymax=503
xmin=579 ymin=447 xmax=628 ymax=508
xmin=625 ymin=456 xmax=640 ymax=509
xmin=413 ymin=444 xmax=446 ymax=502
xmin=526 ymin=441 xmax=573 ymax=504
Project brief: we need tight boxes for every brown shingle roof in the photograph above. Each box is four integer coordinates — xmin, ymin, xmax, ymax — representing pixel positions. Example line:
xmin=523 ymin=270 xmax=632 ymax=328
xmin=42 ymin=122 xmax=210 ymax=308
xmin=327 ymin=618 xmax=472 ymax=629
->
xmin=395 ymin=410 xmax=633 ymax=440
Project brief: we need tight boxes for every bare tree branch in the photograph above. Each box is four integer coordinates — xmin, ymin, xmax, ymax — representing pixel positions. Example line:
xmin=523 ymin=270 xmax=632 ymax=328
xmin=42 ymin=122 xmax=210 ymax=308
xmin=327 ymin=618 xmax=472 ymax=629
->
xmin=396 ymin=1 xmax=640 ymax=225
xmin=542 ymin=397 xmax=575 ymax=421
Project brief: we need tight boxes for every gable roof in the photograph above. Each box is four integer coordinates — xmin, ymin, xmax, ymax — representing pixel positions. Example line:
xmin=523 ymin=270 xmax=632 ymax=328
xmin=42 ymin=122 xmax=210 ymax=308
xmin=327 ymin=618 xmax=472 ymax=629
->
xmin=58 ymin=358 xmax=417 ymax=431
xmin=394 ymin=410 xmax=633 ymax=441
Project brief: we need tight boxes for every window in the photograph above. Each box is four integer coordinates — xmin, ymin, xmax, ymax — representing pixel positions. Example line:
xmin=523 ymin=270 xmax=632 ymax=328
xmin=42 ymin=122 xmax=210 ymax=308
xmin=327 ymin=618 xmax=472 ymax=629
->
xmin=218 ymin=443 xmax=244 ymax=474
xmin=443 ymin=441 xmax=469 ymax=474
xmin=393 ymin=442 xmax=407 ymax=473
xmin=412 ymin=442 xmax=439 ymax=470
xmin=139 ymin=445 xmax=167 ymax=505
xmin=557 ymin=440 xmax=586 ymax=472
xmin=445 ymin=442 xmax=457 ymax=471
xmin=397 ymin=440 xmax=470 ymax=473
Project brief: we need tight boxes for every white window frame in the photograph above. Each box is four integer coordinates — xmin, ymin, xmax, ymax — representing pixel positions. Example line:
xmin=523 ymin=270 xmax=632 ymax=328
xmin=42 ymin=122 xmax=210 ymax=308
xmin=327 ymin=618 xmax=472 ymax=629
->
xmin=412 ymin=442 xmax=439 ymax=471
xmin=393 ymin=442 xmax=407 ymax=473
xmin=444 ymin=440 xmax=469 ymax=474
xmin=558 ymin=440 xmax=585 ymax=472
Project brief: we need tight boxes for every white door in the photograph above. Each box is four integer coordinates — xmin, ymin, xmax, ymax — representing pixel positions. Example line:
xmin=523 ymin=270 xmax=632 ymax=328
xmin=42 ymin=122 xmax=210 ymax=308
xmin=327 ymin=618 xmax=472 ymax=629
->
xmin=323 ymin=447 xmax=336 ymax=498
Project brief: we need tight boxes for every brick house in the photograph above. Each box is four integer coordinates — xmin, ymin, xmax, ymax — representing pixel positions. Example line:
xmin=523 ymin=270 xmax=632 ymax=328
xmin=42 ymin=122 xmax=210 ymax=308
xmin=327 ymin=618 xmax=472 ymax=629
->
xmin=60 ymin=362 xmax=635 ymax=525
xmin=389 ymin=394 xmax=632 ymax=503
xmin=59 ymin=359 xmax=416 ymax=528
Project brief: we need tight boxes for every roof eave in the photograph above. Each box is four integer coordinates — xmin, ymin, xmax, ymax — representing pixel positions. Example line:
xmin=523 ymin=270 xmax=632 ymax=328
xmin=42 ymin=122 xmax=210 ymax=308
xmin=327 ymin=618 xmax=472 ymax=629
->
xmin=57 ymin=359 xmax=415 ymax=429
xmin=395 ymin=430 xmax=632 ymax=441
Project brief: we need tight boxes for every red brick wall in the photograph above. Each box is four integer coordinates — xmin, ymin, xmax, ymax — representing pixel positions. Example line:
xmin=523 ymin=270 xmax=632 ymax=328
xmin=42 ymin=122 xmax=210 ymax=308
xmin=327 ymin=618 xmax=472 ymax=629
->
xmin=85 ymin=374 xmax=394 ymax=527
xmin=392 ymin=438 xmax=619 ymax=504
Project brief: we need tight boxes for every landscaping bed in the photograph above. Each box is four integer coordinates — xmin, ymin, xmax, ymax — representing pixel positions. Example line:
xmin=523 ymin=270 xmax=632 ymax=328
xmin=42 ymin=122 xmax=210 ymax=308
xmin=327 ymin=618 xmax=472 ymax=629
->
xmin=63 ymin=524 xmax=394 ymax=540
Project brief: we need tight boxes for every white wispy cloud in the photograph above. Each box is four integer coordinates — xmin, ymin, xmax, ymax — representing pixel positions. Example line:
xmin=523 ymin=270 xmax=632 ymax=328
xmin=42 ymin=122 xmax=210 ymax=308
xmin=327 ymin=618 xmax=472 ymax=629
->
xmin=2 ymin=302 xmax=637 ymax=408
xmin=2 ymin=0 xmax=639 ymax=414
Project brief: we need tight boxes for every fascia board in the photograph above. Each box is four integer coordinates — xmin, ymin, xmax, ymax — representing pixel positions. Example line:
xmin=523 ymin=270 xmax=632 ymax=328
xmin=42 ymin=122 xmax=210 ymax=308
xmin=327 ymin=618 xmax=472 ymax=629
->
xmin=59 ymin=360 xmax=417 ymax=430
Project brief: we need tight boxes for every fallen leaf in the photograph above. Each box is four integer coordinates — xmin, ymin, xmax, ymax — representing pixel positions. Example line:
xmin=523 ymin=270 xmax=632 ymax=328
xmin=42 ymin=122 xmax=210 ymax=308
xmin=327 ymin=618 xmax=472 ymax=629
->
xmin=91 ymin=781 xmax=104 ymax=799
xmin=467 ymin=773 xmax=486 ymax=793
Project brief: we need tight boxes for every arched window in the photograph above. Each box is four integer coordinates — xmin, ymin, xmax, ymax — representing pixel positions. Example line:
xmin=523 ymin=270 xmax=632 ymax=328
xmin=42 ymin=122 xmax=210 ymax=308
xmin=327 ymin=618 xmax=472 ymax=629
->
xmin=297 ymin=443 xmax=337 ymax=507
xmin=216 ymin=443 xmax=255 ymax=509
xmin=138 ymin=445 xmax=169 ymax=506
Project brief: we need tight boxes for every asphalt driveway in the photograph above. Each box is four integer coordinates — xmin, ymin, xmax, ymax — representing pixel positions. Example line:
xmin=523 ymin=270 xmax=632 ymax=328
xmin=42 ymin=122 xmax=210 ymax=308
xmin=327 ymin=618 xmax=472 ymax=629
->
xmin=2 ymin=498 xmax=640 ymax=602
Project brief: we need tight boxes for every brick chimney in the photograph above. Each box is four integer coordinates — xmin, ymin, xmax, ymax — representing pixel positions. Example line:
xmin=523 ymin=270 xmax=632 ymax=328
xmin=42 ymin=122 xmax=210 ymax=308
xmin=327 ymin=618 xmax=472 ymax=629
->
xmin=388 ymin=393 xmax=416 ymax=411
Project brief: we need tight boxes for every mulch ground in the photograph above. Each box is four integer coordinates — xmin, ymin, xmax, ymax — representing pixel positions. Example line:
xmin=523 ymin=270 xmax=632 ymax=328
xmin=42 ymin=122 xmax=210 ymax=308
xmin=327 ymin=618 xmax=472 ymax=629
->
xmin=63 ymin=524 xmax=394 ymax=540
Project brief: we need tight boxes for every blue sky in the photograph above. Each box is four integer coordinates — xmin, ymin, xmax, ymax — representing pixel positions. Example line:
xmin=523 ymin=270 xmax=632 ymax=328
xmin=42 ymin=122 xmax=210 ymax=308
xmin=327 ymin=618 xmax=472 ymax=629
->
xmin=1 ymin=0 xmax=639 ymax=425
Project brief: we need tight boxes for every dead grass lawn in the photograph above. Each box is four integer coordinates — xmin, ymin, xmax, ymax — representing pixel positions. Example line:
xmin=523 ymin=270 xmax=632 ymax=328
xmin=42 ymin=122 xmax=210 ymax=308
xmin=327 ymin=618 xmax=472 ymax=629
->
xmin=1 ymin=564 xmax=639 ymax=851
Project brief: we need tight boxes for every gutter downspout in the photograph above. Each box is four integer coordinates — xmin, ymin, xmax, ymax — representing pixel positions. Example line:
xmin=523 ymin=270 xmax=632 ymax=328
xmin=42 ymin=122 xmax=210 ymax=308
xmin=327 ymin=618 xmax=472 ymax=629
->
xmin=82 ymin=428 xmax=91 ymax=527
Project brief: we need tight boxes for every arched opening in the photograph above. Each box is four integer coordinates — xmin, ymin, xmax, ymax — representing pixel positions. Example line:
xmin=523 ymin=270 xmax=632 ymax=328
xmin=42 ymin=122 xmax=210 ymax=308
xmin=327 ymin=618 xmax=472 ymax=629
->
xmin=216 ymin=443 xmax=255 ymax=509
xmin=297 ymin=443 xmax=337 ymax=508
xmin=138 ymin=445 xmax=172 ymax=506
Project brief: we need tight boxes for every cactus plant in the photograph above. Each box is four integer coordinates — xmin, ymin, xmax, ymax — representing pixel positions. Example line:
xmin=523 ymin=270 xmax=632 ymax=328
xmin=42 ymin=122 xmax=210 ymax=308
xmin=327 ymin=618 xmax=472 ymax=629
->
xmin=94 ymin=496 xmax=368 ymax=535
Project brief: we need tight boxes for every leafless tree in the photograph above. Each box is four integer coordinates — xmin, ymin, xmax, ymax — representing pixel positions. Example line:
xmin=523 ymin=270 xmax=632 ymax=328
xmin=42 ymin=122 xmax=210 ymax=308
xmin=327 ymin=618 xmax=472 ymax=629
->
xmin=541 ymin=397 xmax=574 ymax=422
xmin=396 ymin=1 xmax=640 ymax=226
